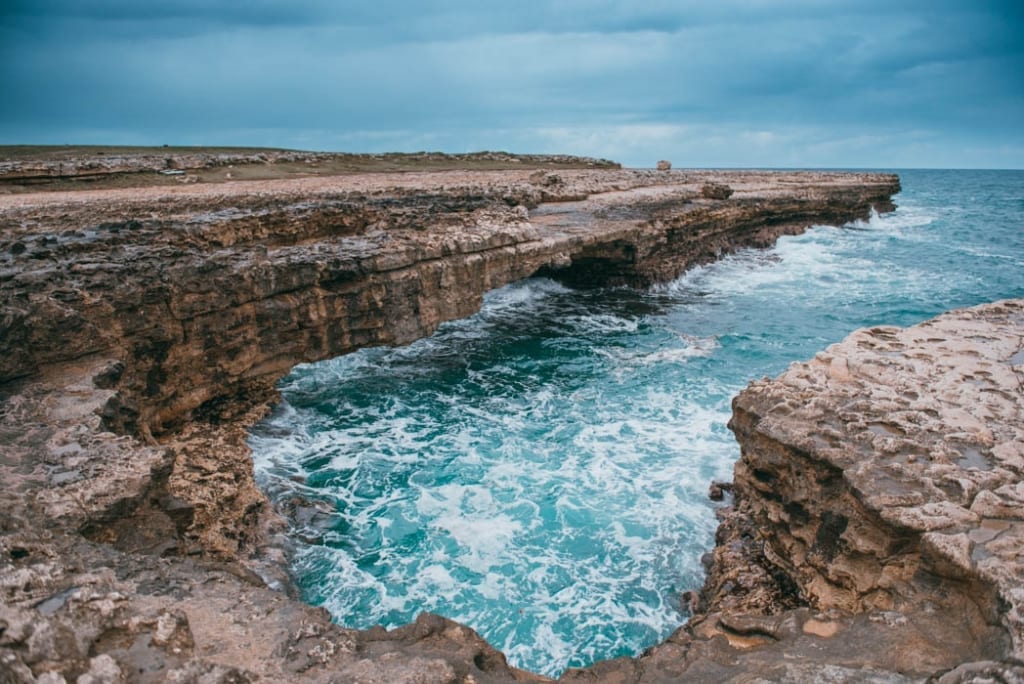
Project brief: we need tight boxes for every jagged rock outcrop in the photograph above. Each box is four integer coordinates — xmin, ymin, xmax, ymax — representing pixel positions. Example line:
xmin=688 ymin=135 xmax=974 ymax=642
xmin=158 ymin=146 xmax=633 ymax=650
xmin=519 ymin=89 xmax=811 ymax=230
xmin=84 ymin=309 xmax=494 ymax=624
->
xmin=730 ymin=299 xmax=1024 ymax=621
xmin=576 ymin=300 xmax=1023 ymax=682
xmin=0 ymin=526 xmax=538 ymax=683
xmin=0 ymin=163 xmax=905 ymax=681
xmin=700 ymin=182 xmax=733 ymax=200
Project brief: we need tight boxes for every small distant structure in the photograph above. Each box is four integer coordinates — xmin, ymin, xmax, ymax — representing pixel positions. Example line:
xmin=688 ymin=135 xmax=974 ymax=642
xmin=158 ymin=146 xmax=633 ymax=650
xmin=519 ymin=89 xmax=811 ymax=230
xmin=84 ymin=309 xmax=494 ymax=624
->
xmin=656 ymin=160 xmax=672 ymax=171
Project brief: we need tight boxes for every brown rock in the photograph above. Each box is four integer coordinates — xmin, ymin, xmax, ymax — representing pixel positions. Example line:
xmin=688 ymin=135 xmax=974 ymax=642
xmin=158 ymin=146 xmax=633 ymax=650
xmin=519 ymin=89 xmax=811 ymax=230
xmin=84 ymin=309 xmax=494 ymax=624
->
xmin=0 ymin=169 xmax=898 ymax=435
xmin=0 ymin=163 xmax=903 ymax=681
xmin=701 ymin=182 xmax=734 ymax=199
xmin=569 ymin=300 xmax=1024 ymax=682
xmin=722 ymin=300 xmax=1024 ymax=668
xmin=656 ymin=160 xmax=672 ymax=171
xmin=708 ymin=480 xmax=733 ymax=501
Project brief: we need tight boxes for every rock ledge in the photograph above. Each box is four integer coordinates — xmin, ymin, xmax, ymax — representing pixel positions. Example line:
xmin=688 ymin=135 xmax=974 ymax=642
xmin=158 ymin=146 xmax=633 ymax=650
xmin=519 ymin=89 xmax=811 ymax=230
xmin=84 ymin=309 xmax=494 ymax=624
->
xmin=0 ymin=165 xmax=923 ymax=681
xmin=646 ymin=299 xmax=1024 ymax=682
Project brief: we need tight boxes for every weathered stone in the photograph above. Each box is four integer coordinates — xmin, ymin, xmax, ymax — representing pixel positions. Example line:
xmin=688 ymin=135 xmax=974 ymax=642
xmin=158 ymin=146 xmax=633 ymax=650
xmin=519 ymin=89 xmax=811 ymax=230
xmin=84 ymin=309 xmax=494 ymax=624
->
xmin=707 ymin=480 xmax=732 ymax=501
xmin=701 ymin=182 xmax=733 ymax=199
xmin=707 ymin=300 xmax=1023 ymax=678
xmin=0 ymin=162 xmax=905 ymax=680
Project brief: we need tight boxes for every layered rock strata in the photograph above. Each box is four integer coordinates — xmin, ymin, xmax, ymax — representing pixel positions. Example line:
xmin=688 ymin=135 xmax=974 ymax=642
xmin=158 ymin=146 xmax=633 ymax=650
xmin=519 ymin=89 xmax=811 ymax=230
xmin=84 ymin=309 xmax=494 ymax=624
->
xmin=582 ymin=300 xmax=1023 ymax=682
xmin=0 ymin=165 xmax=907 ymax=681
xmin=0 ymin=169 xmax=897 ymax=437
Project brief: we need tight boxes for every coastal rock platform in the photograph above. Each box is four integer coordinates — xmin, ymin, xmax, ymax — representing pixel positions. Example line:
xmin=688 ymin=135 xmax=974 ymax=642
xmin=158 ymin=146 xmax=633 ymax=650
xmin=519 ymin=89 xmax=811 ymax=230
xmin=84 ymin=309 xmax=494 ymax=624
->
xmin=590 ymin=299 xmax=1024 ymax=682
xmin=8 ymin=156 xmax=1002 ymax=682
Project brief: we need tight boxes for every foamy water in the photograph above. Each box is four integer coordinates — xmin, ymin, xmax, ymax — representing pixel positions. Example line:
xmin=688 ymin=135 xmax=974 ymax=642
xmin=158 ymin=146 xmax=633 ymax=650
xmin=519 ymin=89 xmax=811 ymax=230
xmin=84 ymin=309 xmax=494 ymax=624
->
xmin=250 ymin=169 xmax=1024 ymax=676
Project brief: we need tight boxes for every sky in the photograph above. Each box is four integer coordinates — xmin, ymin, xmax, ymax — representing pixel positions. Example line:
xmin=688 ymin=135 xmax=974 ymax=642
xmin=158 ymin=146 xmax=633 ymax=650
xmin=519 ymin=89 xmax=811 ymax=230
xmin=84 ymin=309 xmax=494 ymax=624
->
xmin=1 ymin=1 xmax=1022 ymax=168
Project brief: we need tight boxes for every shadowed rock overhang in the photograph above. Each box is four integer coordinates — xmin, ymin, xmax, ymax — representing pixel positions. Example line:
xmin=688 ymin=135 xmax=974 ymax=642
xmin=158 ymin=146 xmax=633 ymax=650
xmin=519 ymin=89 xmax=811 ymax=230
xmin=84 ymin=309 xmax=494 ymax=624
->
xmin=0 ymin=168 xmax=898 ymax=436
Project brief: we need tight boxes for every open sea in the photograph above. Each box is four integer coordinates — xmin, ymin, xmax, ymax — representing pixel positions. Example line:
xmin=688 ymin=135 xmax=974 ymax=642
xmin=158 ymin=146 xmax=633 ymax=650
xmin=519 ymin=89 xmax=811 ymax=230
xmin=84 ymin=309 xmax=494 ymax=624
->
xmin=249 ymin=169 xmax=1024 ymax=676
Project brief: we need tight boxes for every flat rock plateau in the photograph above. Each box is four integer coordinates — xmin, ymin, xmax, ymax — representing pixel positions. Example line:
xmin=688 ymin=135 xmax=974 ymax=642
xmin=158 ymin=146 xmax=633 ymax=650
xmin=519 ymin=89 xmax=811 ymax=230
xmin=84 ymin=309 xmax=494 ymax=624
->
xmin=7 ymin=148 xmax=1015 ymax=682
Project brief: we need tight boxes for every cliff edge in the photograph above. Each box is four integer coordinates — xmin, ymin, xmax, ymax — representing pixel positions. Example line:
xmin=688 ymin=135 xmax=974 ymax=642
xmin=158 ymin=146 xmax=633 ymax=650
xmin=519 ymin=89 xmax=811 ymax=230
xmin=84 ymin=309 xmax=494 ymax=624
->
xmin=576 ymin=299 xmax=1023 ymax=682
xmin=0 ymin=159 xmax=944 ymax=682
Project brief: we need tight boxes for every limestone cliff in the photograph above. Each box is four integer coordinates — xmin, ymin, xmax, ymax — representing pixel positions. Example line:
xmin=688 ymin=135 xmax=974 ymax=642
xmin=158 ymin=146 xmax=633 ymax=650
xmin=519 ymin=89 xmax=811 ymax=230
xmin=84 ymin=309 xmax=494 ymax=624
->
xmin=0 ymin=163 xmax=943 ymax=682
xmin=583 ymin=300 xmax=1023 ymax=682
xmin=0 ymin=169 xmax=897 ymax=439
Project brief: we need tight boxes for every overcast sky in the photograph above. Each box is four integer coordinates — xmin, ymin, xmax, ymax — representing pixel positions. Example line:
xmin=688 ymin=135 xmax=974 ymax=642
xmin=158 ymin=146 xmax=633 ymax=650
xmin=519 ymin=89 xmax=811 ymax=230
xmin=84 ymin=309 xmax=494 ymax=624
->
xmin=2 ymin=1 xmax=1021 ymax=168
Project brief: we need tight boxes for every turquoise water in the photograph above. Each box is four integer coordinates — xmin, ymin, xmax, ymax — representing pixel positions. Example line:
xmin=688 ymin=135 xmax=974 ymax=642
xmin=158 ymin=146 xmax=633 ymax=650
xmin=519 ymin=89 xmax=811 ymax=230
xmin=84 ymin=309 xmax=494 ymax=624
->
xmin=249 ymin=169 xmax=1024 ymax=676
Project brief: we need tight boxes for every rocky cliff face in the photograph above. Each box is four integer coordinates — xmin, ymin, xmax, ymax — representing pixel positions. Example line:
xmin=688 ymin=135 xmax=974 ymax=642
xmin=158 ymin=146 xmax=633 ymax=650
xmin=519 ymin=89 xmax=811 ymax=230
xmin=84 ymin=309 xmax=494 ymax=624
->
xmin=0 ymin=165 xmax=926 ymax=682
xmin=0 ymin=169 xmax=897 ymax=439
xmin=591 ymin=299 xmax=1023 ymax=682
xmin=729 ymin=300 xmax=1024 ymax=666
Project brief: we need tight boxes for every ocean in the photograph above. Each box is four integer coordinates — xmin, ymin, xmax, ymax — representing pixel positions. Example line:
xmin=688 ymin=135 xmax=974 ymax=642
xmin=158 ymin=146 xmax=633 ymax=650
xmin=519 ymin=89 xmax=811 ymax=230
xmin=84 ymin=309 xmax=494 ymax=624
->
xmin=248 ymin=169 xmax=1024 ymax=676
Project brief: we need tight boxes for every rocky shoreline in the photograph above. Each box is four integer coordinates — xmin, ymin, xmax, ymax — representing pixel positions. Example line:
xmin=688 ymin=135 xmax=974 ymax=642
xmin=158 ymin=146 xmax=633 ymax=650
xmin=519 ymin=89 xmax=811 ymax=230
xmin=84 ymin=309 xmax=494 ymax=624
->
xmin=11 ymin=156 xmax=1016 ymax=681
xmin=579 ymin=299 xmax=1024 ymax=682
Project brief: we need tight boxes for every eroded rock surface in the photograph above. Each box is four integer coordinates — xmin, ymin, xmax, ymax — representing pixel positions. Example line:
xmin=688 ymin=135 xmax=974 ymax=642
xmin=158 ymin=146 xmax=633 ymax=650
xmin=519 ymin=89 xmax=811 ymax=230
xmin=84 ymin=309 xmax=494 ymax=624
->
xmin=0 ymin=164 xmax=904 ymax=681
xmin=0 ymin=169 xmax=897 ymax=438
xmin=573 ymin=300 xmax=1023 ymax=682
xmin=732 ymin=300 xmax=1024 ymax=639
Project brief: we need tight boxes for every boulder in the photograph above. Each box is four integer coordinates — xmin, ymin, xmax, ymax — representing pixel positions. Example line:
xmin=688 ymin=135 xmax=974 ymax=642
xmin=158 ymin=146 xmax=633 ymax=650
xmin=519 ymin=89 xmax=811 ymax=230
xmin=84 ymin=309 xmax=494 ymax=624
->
xmin=701 ymin=182 xmax=734 ymax=199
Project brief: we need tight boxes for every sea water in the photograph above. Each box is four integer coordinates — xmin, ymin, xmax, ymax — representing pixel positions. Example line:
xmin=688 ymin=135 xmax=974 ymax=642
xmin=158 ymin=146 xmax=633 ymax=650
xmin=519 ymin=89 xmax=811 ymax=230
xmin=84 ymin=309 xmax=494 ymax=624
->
xmin=249 ymin=169 xmax=1024 ymax=676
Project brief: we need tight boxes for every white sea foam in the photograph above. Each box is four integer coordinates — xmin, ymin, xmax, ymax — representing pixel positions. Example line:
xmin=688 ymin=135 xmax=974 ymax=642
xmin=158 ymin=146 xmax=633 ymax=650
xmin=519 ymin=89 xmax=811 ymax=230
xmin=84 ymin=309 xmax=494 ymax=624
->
xmin=565 ymin=313 xmax=640 ymax=334
xmin=254 ymin=338 xmax=736 ymax=674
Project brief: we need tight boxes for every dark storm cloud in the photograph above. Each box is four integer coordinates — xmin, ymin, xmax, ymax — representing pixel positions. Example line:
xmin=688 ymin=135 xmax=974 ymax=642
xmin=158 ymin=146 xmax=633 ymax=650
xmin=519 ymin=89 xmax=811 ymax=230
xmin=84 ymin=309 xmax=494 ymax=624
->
xmin=1 ymin=1 xmax=1021 ymax=167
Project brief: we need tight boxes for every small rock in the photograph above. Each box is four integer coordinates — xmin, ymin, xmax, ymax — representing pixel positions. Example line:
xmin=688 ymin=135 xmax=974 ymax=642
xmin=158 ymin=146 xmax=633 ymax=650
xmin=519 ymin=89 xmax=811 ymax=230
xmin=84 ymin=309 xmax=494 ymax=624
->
xmin=50 ymin=470 xmax=82 ymax=486
xmin=656 ymin=160 xmax=672 ymax=171
xmin=700 ymin=551 xmax=714 ymax=570
xmin=528 ymin=171 xmax=562 ymax=186
xmin=709 ymin=480 xmax=734 ymax=501
xmin=36 ymin=673 xmax=67 ymax=684
xmin=92 ymin=361 xmax=125 ymax=389
xmin=701 ymin=182 xmax=734 ymax=200
xmin=152 ymin=610 xmax=195 ymax=654
xmin=76 ymin=654 xmax=122 ymax=684
xmin=802 ymin=618 xmax=841 ymax=638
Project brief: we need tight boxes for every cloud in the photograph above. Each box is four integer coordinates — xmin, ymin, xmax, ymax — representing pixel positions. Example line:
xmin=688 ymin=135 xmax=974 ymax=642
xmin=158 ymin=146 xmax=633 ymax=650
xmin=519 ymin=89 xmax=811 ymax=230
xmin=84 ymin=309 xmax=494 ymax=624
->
xmin=1 ymin=1 xmax=1021 ymax=167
